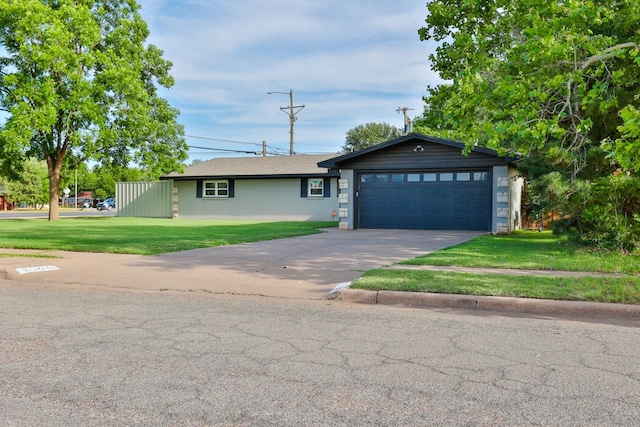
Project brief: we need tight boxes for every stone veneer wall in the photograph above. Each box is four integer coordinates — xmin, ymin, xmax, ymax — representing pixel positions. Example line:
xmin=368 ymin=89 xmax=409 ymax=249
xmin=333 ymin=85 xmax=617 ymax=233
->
xmin=492 ymin=166 xmax=510 ymax=234
xmin=338 ymin=169 xmax=355 ymax=230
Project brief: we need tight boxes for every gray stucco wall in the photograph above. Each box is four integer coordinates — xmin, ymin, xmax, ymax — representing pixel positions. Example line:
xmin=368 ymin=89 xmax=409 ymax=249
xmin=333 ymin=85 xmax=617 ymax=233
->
xmin=174 ymin=178 xmax=339 ymax=221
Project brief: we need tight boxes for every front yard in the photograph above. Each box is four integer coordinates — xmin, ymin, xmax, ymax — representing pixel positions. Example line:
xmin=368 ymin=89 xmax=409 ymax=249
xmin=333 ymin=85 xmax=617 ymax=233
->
xmin=0 ymin=217 xmax=336 ymax=255
xmin=1 ymin=219 xmax=638 ymax=304
xmin=351 ymin=232 xmax=640 ymax=304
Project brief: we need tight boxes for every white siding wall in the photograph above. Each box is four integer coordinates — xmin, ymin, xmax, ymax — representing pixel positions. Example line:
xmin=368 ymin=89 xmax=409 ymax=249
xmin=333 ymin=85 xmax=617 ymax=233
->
xmin=175 ymin=178 xmax=339 ymax=221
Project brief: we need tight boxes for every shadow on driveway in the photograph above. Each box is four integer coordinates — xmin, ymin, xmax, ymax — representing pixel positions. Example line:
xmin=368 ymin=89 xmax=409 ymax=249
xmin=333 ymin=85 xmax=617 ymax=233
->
xmin=3 ymin=229 xmax=484 ymax=299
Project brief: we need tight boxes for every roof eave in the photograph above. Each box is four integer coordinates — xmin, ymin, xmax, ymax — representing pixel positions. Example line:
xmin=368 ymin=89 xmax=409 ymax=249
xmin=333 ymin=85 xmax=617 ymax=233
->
xmin=161 ymin=171 xmax=340 ymax=181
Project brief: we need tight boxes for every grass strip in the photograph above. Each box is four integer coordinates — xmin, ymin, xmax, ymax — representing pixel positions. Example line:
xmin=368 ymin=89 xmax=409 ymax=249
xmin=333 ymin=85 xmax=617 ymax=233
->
xmin=400 ymin=231 xmax=640 ymax=274
xmin=351 ymin=269 xmax=640 ymax=304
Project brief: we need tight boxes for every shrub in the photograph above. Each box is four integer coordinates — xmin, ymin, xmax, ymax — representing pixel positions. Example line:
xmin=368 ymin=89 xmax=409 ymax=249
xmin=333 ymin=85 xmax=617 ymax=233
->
xmin=535 ymin=173 xmax=640 ymax=252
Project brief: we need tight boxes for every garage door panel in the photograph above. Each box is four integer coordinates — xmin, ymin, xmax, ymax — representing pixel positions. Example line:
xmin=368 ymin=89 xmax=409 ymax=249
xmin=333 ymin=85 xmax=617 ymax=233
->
xmin=358 ymin=171 xmax=492 ymax=231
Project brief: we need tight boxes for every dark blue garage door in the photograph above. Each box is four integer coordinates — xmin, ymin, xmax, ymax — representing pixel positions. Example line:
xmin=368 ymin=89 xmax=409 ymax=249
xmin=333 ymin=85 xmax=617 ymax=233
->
xmin=357 ymin=171 xmax=492 ymax=231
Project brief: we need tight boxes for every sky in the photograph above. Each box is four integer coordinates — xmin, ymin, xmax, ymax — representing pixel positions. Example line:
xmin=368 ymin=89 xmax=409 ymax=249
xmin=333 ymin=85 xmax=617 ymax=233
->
xmin=137 ymin=0 xmax=444 ymax=162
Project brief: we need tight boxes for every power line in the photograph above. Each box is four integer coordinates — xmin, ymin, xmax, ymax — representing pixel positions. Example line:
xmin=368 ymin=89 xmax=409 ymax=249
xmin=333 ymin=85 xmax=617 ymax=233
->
xmin=186 ymin=136 xmax=333 ymax=158
xmin=187 ymin=145 xmax=261 ymax=155
xmin=185 ymin=135 xmax=292 ymax=157
xmin=185 ymin=134 xmax=262 ymax=147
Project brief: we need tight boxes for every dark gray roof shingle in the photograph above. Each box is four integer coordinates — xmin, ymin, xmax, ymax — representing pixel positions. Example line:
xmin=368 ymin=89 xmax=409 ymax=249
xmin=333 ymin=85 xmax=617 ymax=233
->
xmin=163 ymin=153 xmax=342 ymax=179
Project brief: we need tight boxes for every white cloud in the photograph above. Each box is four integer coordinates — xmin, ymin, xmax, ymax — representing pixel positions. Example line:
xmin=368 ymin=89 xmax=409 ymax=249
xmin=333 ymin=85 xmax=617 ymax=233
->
xmin=138 ymin=0 xmax=442 ymax=160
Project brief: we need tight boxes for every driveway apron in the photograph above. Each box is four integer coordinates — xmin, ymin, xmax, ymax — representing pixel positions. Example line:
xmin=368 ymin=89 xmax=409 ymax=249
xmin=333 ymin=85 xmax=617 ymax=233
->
xmin=2 ymin=229 xmax=484 ymax=299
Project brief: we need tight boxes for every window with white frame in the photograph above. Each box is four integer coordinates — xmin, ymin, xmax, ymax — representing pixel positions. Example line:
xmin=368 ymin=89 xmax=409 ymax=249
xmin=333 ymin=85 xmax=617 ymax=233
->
xmin=203 ymin=180 xmax=229 ymax=198
xmin=308 ymin=178 xmax=324 ymax=196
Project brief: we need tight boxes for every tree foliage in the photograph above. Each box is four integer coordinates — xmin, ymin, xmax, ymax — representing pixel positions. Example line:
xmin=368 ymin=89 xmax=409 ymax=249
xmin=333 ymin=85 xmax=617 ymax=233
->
xmin=418 ymin=0 xmax=640 ymax=250
xmin=531 ymin=172 xmax=640 ymax=252
xmin=418 ymin=0 xmax=640 ymax=173
xmin=0 ymin=0 xmax=187 ymax=220
xmin=0 ymin=158 xmax=48 ymax=208
xmin=343 ymin=122 xmax=403 ymax=152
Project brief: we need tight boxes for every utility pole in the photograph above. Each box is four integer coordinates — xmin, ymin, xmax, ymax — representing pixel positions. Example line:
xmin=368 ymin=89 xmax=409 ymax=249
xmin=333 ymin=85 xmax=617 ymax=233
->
xmin=268 ymin=89 xmax=305 ymax=155
xmin=397 ymin=107 xmax=414 ymax=134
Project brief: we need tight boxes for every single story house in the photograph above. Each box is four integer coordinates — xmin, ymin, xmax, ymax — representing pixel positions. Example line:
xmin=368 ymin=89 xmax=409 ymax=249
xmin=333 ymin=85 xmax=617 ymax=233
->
xmin=117 ymin=134 xmax=522 ymax=233
xmin=158 ymin=153 xmax=342 ymax=221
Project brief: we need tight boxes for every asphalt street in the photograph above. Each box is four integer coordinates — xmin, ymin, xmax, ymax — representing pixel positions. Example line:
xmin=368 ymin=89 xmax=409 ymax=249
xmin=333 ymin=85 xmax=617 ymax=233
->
xmin=1 ymin=281 xmax=639 ymax=426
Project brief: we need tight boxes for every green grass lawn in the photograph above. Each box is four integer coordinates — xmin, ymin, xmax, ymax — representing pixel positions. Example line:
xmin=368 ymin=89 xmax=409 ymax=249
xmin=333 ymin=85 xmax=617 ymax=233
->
xmin=353 ymin=269 xmax=640 ymax=304
xmin=0 ymin=217 xmax=336 ymax=255
xmin=400 ymin=231 xmax=640 ymax=274
xmin=352 ymin=231 xmax=640 ymax=304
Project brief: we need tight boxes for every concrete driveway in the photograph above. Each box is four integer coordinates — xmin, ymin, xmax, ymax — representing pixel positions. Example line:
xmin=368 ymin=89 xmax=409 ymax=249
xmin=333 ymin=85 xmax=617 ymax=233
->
xmin=3 ymin=229 xmax=484 ymax=299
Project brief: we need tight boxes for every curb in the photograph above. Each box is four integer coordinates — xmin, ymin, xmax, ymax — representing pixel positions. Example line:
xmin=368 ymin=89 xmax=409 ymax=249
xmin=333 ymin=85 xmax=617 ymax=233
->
xmin=336 ymin=289 xmax=640 ymax=319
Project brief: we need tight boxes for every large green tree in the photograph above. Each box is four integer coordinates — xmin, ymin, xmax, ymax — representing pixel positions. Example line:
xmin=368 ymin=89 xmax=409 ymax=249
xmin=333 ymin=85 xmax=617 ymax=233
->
xmin=91 ymin=163 xmax=145 ymax=199
xmin=418 ymin=0 xmax=640 ymax=173
xmin=0 ymin=158 xmax=48 ymax=208
xmin=342 ymin=122 xmax=403 ymax=152
xmin=418 ymin=0 xmax=640 ymax=250
xmin=0 ymin=0 xmax=187 ymax=220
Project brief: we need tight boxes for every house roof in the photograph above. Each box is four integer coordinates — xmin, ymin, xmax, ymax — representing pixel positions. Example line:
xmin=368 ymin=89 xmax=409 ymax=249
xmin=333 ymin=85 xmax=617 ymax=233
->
xmin=318 ymin=133 xmax=518 ymax=168
xmin=162 ymin=153 xmax=342 ymax=180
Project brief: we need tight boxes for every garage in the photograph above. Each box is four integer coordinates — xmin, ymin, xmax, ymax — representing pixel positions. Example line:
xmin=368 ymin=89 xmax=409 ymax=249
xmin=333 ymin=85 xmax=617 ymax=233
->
xmin=318 ymin=134 xmax=521 ymax=233
xmin=357 ymin=170 xmax=492 ymax=230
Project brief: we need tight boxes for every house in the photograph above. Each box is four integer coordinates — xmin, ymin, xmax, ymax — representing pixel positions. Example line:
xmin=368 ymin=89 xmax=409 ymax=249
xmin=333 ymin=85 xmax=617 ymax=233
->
xmin=156 ymin=153 xmax=341 ymax=221
xmin=0 ymin=183 xmax=7 ymax=210
xmin=0 ymin=194 xmax=13 ymax=211
xmin=118 ymin=134 xmax=522 ymax=233
xmin=319 ymin=133 xmax=523 ymax=233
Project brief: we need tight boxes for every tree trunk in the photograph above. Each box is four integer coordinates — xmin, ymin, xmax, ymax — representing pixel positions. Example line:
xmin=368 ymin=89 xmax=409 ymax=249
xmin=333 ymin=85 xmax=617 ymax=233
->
xmin=47 ymin=171 xmax=60 ymax=221
xmin=46 ymin=155 xmax=63 ymax=221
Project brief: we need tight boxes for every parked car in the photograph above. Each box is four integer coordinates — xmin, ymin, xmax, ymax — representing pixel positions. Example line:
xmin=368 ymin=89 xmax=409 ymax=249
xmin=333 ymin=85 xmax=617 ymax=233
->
xmin=96 ymin=198 xmax=116 ymax=211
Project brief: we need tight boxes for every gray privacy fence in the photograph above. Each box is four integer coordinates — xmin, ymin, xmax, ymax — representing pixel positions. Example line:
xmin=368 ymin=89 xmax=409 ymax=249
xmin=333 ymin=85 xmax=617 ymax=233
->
xmin=116 ymin=181 xmax=174 ymax=218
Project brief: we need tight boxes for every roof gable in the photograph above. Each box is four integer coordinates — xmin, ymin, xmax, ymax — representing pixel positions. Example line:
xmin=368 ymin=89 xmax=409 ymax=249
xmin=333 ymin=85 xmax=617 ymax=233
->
xmin=318 ymin=133 xmax=517 ymax=168
xmin=163 ymin=153 xmax=342 ymax=180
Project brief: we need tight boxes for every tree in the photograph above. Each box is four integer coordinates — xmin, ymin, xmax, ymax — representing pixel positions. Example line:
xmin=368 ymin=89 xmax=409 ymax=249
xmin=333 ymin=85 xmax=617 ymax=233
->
xmin=0 ymin=0 xmax=187 ymax=221
xmin=342 ymin=122 xmax=403 ymax=152
xmin=418 ymin=0 xmax=640 ymax=172
xmin=418 ymin=0 xmax=640 ymax=250
xmin=91 ymin=163 xmax=145 ymax=199
xmin=0 ymin=158 xmax=49 ymax=208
